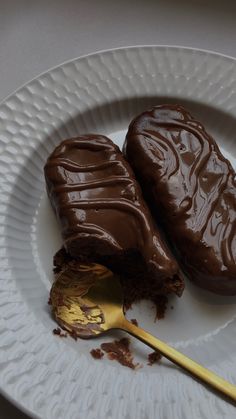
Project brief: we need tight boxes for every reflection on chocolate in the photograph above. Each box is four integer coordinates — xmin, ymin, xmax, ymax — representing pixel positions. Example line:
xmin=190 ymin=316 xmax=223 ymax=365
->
xmin=124 ymin=104 xmax=236 ymax=295
xmin=44 ymin=135 xmax=184 ymax=301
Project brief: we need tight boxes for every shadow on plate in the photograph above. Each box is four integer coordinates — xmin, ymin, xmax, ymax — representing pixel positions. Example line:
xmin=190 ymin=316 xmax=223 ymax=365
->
xmin=185 ymin=279 xmax=236 ymax=306
xmin=0 ymin=394 xmax=31 ymax=419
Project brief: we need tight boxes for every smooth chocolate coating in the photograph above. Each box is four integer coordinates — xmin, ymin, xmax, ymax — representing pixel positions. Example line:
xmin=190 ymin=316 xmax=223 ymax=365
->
xmin=44 ymin=135 xmax=183 ymax=293
xmin=124 ymin=105 xmax=236 ymax=295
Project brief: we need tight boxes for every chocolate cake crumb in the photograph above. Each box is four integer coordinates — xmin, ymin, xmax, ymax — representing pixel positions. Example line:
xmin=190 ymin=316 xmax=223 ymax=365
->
xmin=148 ymin=351 xmax=162 ymax=366
xmin=130 ymin=319 xmax=138 ymax=327
xmin=70 ymin=330 xmax=78 ymax=341
xmin=53 ymin=327 xmax=67 ymax=338
xmin=101 ymin=337 xmax=140 ymax=370
xmin=90 ymin=348 xmax=104 ymax=359
xmin=153 ymin=295 xmax=168 ymax=320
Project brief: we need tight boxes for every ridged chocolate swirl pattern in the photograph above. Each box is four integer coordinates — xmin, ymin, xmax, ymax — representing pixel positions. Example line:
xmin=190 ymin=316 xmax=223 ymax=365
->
xmin=124 ymin=105 xmax=236 ymax=295
xmin=44 ymin=135 xmax=180 ymax=281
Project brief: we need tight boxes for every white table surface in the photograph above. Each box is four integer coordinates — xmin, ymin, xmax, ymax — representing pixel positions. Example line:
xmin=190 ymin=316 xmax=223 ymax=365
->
xmin=1 ymin=0 xmax=236 ymax=417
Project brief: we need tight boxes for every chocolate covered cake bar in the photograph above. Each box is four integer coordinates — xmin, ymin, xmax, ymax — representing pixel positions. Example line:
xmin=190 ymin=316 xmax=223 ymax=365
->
xmin=124 ymin=105 xmax=236 ymax=295
xmin=44 ymin=134 xmax=184 ymax=305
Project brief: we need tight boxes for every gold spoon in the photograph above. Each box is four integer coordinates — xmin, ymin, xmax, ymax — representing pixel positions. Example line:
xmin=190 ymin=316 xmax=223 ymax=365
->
xmin=50 ymin=262 xmax=236 ymax=402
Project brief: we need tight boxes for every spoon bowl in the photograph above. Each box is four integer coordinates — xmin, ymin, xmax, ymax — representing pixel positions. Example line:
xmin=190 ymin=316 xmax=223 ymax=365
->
xmin=50 ymin=262 xmax=124 ymax=337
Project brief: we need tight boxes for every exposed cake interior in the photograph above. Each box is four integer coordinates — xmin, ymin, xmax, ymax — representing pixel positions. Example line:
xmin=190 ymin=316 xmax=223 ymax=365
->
xmin=53 ymin=247 xmax=183 ymax=314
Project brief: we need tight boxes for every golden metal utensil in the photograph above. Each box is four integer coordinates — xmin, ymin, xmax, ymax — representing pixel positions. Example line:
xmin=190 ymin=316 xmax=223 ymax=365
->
xmin=51 ymin=263 xmax=236 ymax=402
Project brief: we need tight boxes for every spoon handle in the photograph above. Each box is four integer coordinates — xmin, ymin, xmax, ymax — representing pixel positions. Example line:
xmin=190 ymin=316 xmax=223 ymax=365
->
xmin=120 ymin=317 xmax=236 ymax=402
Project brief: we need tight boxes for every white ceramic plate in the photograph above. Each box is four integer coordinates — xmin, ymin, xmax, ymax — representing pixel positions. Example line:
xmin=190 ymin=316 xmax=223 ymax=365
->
xmin=1 ymin=46 xmax=236 ymax=419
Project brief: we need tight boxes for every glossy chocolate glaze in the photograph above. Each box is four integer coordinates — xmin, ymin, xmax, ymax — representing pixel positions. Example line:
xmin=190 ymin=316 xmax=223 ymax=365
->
xmin=124 ymin=105 xmax=236 ymax=295
xmin=44 ymin=135 xmax=183 ymax=293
